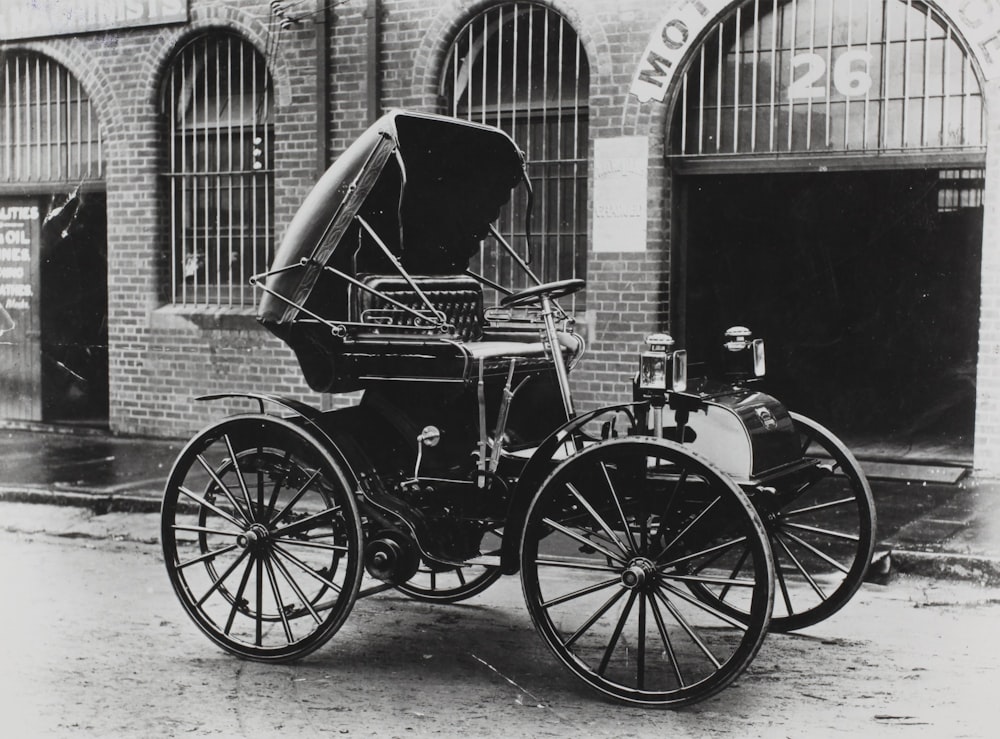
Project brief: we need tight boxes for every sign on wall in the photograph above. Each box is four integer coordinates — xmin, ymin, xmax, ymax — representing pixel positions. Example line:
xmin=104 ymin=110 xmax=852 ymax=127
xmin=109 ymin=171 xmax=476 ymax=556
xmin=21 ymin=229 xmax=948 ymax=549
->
xmin=593 ymin=136 xmax=649 ymax=253
xmin=0 ymin=200 xmax=41 ymax=421
xmin=0 ymin=0 xmax=188 ymax=41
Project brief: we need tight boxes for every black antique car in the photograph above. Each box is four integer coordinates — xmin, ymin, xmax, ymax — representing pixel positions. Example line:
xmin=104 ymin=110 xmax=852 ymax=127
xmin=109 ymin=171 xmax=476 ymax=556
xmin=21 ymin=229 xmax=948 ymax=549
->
xmin=160 ymin=111 xmax=876 ymax=707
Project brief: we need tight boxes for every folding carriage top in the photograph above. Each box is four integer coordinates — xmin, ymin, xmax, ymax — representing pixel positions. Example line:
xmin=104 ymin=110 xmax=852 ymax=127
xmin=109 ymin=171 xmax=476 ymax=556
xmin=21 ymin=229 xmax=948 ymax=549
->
xmin=255 ymin=110 xmax=579 ymax=392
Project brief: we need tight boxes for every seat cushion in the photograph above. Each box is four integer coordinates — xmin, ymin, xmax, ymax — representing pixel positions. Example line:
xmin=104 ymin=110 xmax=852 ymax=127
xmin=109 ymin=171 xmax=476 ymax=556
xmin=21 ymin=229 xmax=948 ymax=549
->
xmin=350 ymin=274 xmax=484 ymax=341
xmin=342 ymin=273 xmax=580 ymax=383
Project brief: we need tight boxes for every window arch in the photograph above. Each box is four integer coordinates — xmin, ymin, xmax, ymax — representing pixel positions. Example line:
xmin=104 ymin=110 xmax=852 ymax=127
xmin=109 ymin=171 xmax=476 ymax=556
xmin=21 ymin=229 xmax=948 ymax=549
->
xmin=441 ymin=2 xmax=590 ymax=309
xmin=1 ymin=51 xmax=103 ymax=183
xmin=160 ymin=32 xmax=273 ymax=308
xmin=671 ymin=0 xmax=986 ymax=164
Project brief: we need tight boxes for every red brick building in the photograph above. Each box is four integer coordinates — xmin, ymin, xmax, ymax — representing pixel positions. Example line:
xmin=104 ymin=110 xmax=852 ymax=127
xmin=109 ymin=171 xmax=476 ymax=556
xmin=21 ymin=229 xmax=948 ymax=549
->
xmin=2 ymin=0 xmax=999 ymax=477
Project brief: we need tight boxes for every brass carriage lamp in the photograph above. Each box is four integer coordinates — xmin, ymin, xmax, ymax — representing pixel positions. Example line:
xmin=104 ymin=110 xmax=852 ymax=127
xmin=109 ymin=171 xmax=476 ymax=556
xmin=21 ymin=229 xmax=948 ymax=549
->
xmin=639 ymin=332 xmax=687 ymax=396
xmin=723 ymin=325 xmax=766 ymax=380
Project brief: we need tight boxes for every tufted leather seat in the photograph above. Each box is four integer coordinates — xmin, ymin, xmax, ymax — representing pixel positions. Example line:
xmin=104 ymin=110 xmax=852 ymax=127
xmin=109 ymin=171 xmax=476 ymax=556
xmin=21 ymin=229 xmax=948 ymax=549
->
xmin=341 ymin=274 xmax=579 ymax=383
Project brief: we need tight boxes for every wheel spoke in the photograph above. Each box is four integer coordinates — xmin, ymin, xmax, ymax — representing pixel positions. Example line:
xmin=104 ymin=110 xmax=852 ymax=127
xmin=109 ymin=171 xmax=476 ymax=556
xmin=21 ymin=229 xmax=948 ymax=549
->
xmin=658 ymin=495 xmax=723 ymax=561
xmin=540 ymin=577 xmax=620 ymax=609
xmin=272 ymin=543 xmax=343 ymax=593
xmin=177 ymin=542 xmax=239 ymax=570
xmin=649 ymin=590 xmax=685 ymax=687
xmin=775 ymin=556 xmax=794 ymax=615
xmin=177 ymin=485 xmax=245 ymax=529
xmin=255 ymin=554 xmax=263 ymax=646
xmin=171 ymin=524 xmax=241 ymax=537
xmin=657 ymin=468 xmax=689 ymax=537
xmin=781 ymin=521 xmax=860 ymax=543
xmin=194 ymin=547 xmax=251 ymax=608
xmin=563 ymin=587 xmax=628 ymax=649
xmin=195 ymin=453 xmax=251 ymax=525
xmin=271 ymin=505 xmax=342 ymax=539
xmin=656 ymin=581 xmax=750 ymax=631
xmin=270 ymin=549 xmax=323 ymax=625
xmin=270 ymin=469 xmax=322 ymax=526
xmin=223 ymin=434 xmax=257 ymax=522
xmin=658 ymin=535 xmax=747 ymax=570
xmin=782 ymin=496 xmax=856 ymax=518
xmin=653 ymin=590 xmax=722 ymax=669
xmin=541 ymin=517 xmax=628 ymax=566
xmin=535 ymin=556 xmax=621 ymax=574
xmin=718 ymin=545 xmax=751 ymax=601
xmin=780 ymin=528 xmax=851 ymax=574
xmin=597 ymin=590 xmax=638 ymax=677
xmin=272 ymin=537 xmax=349 ymax=553
xmin=262 ymin=555 xmax=294 ymax=643
xmin=773 ymin=534 xmax=828 ymax=599
xmin=565 ymin=482 xmax=632 ymax=558
xmin=636 ymin=592 xmax=647 ymax=690
xmin=659 ymin=572 xmax=757 ymax=589
xmin=600 ymin=461 xmax=638 ymax=553
xmin=263 ymin=449 xmax=293 ymax=522
xmin=225 ymin=552 xmax=257 ymax=635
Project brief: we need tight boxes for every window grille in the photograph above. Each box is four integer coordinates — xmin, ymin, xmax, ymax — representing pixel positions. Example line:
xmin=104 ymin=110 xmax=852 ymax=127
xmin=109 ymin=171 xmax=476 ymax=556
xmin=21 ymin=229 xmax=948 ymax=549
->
xmin=0 ymin=51 xmax=103 ymax=183
xmin=672 ymin=0 xmax=986 ymax=161
xmin=938 ymin=168 xmax=983 ymax=212
xmin=441 ymin=2 xmax=589 ymax=311
xmin=161 ymin=33 xmax=273 ymax=308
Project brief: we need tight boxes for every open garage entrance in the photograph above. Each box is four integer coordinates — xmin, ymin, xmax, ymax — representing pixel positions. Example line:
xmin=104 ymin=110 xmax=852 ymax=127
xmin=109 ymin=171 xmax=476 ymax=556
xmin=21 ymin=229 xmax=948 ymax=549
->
xmin=0 ymin=51 xmax=108 ymax=428
xmin=40 ymin=192 xmax=109 ymax=427
xmin=681 ymin=169 xmax=981 ymax=462
xmin=666 ymin=0 xmax=988 ymax=465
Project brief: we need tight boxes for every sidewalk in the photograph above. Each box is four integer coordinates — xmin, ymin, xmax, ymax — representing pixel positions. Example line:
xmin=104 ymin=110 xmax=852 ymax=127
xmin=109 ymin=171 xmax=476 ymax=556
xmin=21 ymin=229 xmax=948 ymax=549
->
xmin=2 ymin=424 xmax=999 ymax=585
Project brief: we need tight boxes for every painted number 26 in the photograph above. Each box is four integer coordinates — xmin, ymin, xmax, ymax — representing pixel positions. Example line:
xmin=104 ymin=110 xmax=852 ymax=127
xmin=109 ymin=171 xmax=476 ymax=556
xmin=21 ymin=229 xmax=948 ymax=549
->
xmin=789 ymin=50 xmax=873 ymax=100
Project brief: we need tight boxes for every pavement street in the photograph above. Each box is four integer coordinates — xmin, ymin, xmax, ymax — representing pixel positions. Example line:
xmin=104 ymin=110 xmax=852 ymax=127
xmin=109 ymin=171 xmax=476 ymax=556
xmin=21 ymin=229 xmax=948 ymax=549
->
xmin=1 ymin=501 xmax=999 ymax=739
xmin=3 ymin=425 xmax=1000 ymax=585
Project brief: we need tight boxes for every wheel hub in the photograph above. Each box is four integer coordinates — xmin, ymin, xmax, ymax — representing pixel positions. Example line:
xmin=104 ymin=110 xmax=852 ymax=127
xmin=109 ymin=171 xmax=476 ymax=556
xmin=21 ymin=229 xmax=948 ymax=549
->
xmin=236 ymin=523 xmax=270 ymax=550
xmin=621 ymin=557 xmax=656 ymax=590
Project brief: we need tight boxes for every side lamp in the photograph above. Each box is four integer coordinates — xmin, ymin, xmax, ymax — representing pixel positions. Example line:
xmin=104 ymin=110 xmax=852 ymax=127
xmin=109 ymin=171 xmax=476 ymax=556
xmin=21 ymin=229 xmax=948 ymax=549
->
xmin=639 ymin=332 xmax=687 ymax=395
xmin=723 ymin=325 xmax=766 ymax=379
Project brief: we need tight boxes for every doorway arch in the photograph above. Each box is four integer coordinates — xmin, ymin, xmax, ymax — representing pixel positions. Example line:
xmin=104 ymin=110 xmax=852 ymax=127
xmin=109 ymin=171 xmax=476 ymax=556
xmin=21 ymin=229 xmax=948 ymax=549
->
xmin=665 ymin=0 xmax=988 ymax=466
xmin=0 ymin=50 xmax=108 ymax=426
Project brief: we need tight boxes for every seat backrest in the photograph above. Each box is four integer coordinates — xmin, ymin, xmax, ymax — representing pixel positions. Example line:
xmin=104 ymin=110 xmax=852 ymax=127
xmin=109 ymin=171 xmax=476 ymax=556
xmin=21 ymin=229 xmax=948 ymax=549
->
xmin=350 ymin=274 xmax=485 ymax=341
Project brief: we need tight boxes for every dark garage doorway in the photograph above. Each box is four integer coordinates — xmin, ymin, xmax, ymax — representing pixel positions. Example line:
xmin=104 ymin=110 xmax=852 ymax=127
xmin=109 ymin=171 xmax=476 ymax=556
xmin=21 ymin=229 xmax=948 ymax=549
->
xmin=682 ymin=169 xmax=981 ymax=462
xmin=39 ymin=192 xmax=109 ymax=427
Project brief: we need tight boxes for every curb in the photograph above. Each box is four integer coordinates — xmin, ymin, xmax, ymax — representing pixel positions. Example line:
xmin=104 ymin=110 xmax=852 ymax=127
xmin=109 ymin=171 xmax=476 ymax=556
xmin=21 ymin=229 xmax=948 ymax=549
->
xmin=889 ymin=548 xmax=1000 ymax=588
xmin=0 ymin=486 xmax=162 ymax=514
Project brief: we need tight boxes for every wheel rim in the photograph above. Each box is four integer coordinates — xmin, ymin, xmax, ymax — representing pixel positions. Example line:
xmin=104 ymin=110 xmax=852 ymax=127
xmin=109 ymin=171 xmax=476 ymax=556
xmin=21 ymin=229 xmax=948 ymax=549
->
xmin=161 ymin=416 xmax=363 ymax=661
xmin=768 ymin=413 xmax=876 ymax=631
xmin=521 ymin=439 xmax=774 ymax=707
xmin=687 ymin=413 xmax=877 ymax=632
xmin=396 ymin=527 xmax=503 ymax=604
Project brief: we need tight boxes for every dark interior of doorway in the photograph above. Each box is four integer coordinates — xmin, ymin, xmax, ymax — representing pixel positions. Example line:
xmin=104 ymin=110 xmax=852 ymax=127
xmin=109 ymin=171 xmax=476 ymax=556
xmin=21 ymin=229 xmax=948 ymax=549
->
xmin=683 ymin=169 xmax=981 ymax=464
xmin=40 ymin=191 xmax=109 ymax=427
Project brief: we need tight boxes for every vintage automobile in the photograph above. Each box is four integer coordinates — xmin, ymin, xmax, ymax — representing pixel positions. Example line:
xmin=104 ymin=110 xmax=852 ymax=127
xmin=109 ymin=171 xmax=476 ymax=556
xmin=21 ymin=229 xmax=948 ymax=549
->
xmin=160 ymin=111 xmax=876 ymax=707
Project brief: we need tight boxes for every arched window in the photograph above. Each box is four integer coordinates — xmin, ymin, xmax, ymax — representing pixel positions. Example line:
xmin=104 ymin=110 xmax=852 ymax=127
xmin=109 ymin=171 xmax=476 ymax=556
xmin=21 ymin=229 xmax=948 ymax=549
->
xmin=160 ymin=33 xmax=273 ymax=308
xmin=441 ymin=3 xmax=589 ymax=309
xmin=1 ymin=51 xmax=103 ymax=183
xmin=671 ymin=0 xmax=986 ymax=164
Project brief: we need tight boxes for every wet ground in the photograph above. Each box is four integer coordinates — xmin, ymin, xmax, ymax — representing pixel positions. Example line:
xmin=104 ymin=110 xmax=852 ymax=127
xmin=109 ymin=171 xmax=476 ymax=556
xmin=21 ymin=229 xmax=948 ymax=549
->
xmin=2 ymin=425 xmax=999 ymax=583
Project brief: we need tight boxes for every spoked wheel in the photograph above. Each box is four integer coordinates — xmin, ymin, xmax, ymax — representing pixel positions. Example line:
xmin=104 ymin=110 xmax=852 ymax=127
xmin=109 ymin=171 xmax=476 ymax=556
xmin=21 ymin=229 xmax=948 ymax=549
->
xmin=161 ymin=415 xmax=364 ymax=662
xmin=395 ymin=527 xmax=503 ymax=604
xmin=520 ymin=438 xmax=774 ymax=707
xmin=766 ymin=413 xmax=876 ymax=631
xmin=687 ymin=413 xmax=876 ymax=632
